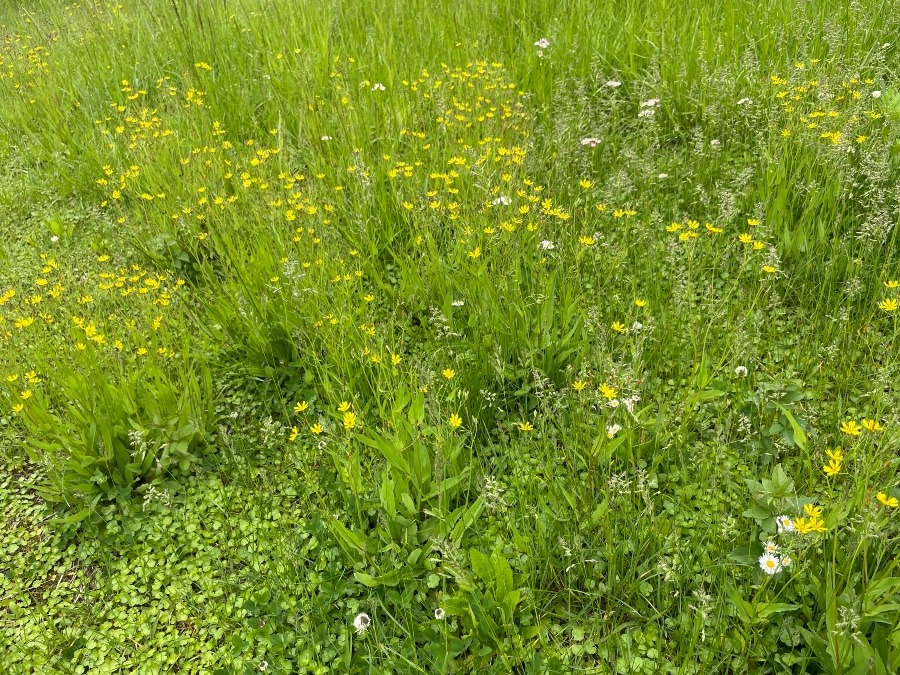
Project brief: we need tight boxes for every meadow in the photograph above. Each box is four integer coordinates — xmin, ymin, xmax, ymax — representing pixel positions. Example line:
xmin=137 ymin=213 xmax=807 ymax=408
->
xmin=1 ymin=0 xmax=899 ymax=672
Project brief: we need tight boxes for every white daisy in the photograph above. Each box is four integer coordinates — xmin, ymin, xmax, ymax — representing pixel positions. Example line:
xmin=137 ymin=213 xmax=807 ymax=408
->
xmin=759 ymin=553 xmax=780 ymax=575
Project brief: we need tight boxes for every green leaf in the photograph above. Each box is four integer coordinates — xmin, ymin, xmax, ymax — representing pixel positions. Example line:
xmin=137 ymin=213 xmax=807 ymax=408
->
xmin=470 ymin=548 xmax=493 ymax=586
xmin=775 ymin=403 xmax=807 ymax=450
xmin=729 ymin=541 xmax=764 ymax=566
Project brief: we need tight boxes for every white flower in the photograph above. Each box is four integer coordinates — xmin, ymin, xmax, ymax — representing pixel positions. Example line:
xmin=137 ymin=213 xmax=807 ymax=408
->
xmin=631 ymin=321 xmax=643 ymax=331
xmin=759 ymin=552 xmax=780 ymax=575
xmin=764 ymin=540 xmax=779 ymax=554
xmin=872 ymin=90 xmax=882 ymax=99
xmin=539 ymin=240 xmax=555 ymax=250
xmin=606 ymin=424 xmax=622 ymax=438
xmin=780 ymin=555 xmax=792 ymax=569
xmin=637 ymin=108 xmax=655 ymax=118
xmin=451 ymin=300 xmax=465 ymax=307
xmin=353 ymin=612 xmax=371 ymax=634
xmin=534 ymin=38 xmax=550 ymax=49
xmin=580 ymin=137 xmax=602 ymax=148
xmin=259 ymin=662 xmax=269 ymax=672
xmin=321 ymin=135 xmax=332 ymax=141
xmin=640 ymin=98 xmax=660 ymax=108
xmin=608 ymin=398 xmax=620 ymax=408
xmin=734 ymin=366 xmax=748 ymax=377
xmin=775 ymin=515 xmax=795 ymax=533
xmin=605 ymin=80 xmax=622 ymax=88
xmin=624 ymin=395 xmax=640 ymax=413
xmin=492 ymin=195 xmax=511 ymax=206
xmin=737 ymin=97 xmax=752 ymax=105
xmin=658 ymin=173 xmax=669 ymax=179
xmin=50 ymin=235 xmax=59 ymax=243
xmin=372 ymin=82 xmax=385 ymax=91
xmin=710 ymin=139 xmax=721 ymax=149
xmin=434 ymin=608 xmax=445 ymax=620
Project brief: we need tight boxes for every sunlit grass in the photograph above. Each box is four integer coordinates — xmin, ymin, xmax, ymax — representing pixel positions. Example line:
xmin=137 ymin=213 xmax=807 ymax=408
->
xmin=1 ymin=0 xmax=899 ymax=672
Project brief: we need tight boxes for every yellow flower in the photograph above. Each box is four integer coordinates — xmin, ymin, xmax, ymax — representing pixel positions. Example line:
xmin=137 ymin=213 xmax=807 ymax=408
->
xmin=6 ymin=374 xmax=18 ymax=383
xmin=310 ymin=423 xmax=324 ymax=435
xmin=516 ymin=421 xmax=534 ymax=432
xmin=747 ymin=218 xmax=760 ymax=226
xmin=822 ymin=459 xmax=841 ymax=477
xmin=19 ymin=390 xmax=32 ymax=400
xmin=599 ymin=383 xmax=617 ymax=400
xmin=611 ymin=321 xmax=627 ymax=333
xmin=808 ymin=516 xmax=827 ymax=533
xmin=804 ymin=504 xmax=823 ymax=518
xmin=738 ymin=233 xmax=753 ymax=244
xmin=634 ymin=299 xmax=646 ymax=307
xmin=294 ymin=401 xmax=309 ymax=414
xmin=97 ymin=255 xmax=110 ymax=262
xmin=876 ymin=492 xmax=898 ymax=508
xmin=338 ymin=401 xmax=351 ymax=412
xmin=752 ymin=241 xmax=765 ymax=251
xmin=579 ymin=236 xmax=596 ymax=246
xmin=442 ymin=368 xmax=455 ymax=380
xmin=762 ymin=265 xmax=777 ymax=274
xmin=878 ymin=298 xmax=898 ymax=312
xmin=572 ymin=380 xmax=587 ymax=392
xmin=884 ymin=280 xmax=899 ymax=289
xmin=793 ymin=517 xmax=812 ymax=534
xmin=343 ymin=411 xmax=357 ymax=430
xmin=861 ymin=418 xmax=882 ymax=432
xmin=391 ymin=353 xmax=402 ymax=366
xmin=579 ymin=179 xmax=592 ymax=189
xmin=825 ymin=447 xmax=844 ymax=462
xmin=449 ymin=414 xmax=462 ymax=429
xmin=289 ymin=426 xmax=299 ymax=442
xmin=840 ymin=420 xmax=862 ymax=436
xmin=467 ymin=247 xmax=481 ymax=259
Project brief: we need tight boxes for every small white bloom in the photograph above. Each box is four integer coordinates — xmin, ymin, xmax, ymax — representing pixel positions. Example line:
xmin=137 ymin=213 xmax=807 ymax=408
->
xmin=605 ymin=80 xmax=622 ymax=88
xmin=780 ymin=555 xmax=792 ymax=569
xmin=451 ymin=299 xmax=465 ymax=307
xmin=259 ymin=661 xmax=268 ymax=671
xmin=492 ymin=195 xmax=511 ymax=206
xmin=624 ymin=395 xmax=640 ymax=413
xmin=759 ymin=552 xmax=780 ymax=575
xmin=710 ymin=139 xmax=721 ymax=149
xmin=353 ymin=612 xmax=371 ymax=634
xmin=534 ymin=38 xmax=550 ymax=49
xmin=658 ymin=173 xmax=669 ymax=179
xmin=434 ymin=608 xmax=445 ymax=620
xmin=764 ymin=540 xmax=779 ymax=554
xmin=50 ymin=235 xmax=59 ymax=243
xmin=606 ymin=423 xmax=622 ymax=438
xmin=631 ymin=321 xmax=643 ymax=331
xmin=734 ymin=366 xmax=748 ymax=377
xmin=372 ymin=82 xmax=385 ymax=91
xmin=775 ymin=515 xmax=795 ymax=533
xmin=608 ymin=398 xmax=619 ymax=408
xmin=737 ymin=97 xmax=752 ymax=105
xmin=872 ymin=90 xmax=882 ymax=99
xmin=580 ymin=137 xmax=602 ymax=148
xmin=321 ymin=135 xmax=332 ymax=141
xmin=539 ymin=240 xmax=555 ymax=250
xmin=637 ymin=108 xmax=655 ymax=118
xmin=640 ymin=98 xmax=660 ymax=108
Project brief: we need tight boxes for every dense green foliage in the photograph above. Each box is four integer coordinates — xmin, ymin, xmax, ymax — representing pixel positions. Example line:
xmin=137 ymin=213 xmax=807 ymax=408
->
xmin=1 ymin=0 xmax=900 ymax=672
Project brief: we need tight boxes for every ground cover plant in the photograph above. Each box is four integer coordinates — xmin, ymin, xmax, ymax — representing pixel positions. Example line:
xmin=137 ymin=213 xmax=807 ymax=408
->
xmin=1 ymin=0 xmax=899 ymax=672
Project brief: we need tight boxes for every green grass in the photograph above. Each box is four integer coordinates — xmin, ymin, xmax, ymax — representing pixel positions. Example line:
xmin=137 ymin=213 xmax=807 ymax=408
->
xmin=1 ymin=0 xmax=900 ymax=672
